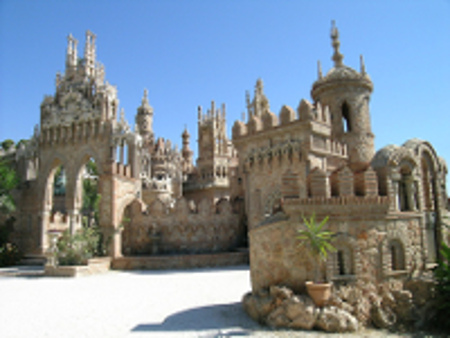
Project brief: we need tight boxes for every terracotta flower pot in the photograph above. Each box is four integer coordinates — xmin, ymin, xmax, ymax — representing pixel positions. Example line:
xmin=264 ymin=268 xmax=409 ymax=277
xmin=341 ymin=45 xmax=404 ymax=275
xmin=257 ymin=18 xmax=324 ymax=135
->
xmin=305 ymin=281 xmax=332 ymax=307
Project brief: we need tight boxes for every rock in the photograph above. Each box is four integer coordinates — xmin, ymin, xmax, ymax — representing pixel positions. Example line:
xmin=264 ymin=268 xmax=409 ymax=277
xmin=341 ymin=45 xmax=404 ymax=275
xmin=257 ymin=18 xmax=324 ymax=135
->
xmin=371 ymin=304 xmax=396 ymax=329
xmin=285 ymin=295 xmax=317 ymax=330
xmin=392 ymin=289 xmax=413 ymax=322
xmin=266 ymin=305 xmax=290 ymax=328
xmin=269 ymin=285 xmax=293 ymax=301
xmin=242 ymin=291 xmax=275 ymax=323
xmin=316 ymin=306 xmax=358 ymax=332
xmin=404 ymin=278 xmax=436 ymax=307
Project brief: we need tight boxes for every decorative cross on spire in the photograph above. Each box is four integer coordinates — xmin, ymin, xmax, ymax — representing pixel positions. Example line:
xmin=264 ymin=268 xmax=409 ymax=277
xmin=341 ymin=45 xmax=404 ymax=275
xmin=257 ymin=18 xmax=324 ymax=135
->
xmin=331 ymin=20 xmax=344 ymax=67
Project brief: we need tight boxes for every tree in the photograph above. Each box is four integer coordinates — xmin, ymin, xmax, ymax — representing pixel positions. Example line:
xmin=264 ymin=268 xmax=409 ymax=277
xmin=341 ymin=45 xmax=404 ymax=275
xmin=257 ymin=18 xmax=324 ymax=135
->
xmin=297 ymin=213 xmax=335 ymax=282
xmin=82 ymin=159 xmax=100 ymax=227
xmin=1 ymin=139 xmax=14 ymax=152
xmin=0 ymin=159 xmax=19 ymax=215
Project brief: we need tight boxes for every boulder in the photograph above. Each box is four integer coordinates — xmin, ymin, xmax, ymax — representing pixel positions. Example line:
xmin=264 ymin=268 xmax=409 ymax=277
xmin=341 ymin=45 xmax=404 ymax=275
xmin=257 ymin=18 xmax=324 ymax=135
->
xmin=316 ymin=306 xmax=358 ymax=332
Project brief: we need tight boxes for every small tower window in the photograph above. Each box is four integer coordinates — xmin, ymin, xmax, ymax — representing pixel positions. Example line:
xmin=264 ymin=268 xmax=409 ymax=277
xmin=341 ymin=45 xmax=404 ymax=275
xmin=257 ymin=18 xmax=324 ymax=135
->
xmin=390 ymin=239 xmax=405 ymax=271
xmin=337 ymin=250 xmax=346 ymax=275
xmin=341 ymin=102 xmax=351 ymax=132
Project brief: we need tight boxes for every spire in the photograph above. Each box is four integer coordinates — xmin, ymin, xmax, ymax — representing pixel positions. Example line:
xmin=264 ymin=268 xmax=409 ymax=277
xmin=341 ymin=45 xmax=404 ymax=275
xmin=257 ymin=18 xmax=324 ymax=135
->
xmin=198 ymin=106 xmax=203 ymax=122
xmin=140 ymin=88 xmax=152 ymax=110
xmin=65 ymin=34 xmax=78 ymax=72
xmin=331 ymin=20 xmax=344 ymax=67
xmin=84 ymin=30 xmax=96 ymax=76
xmin=360 ymin=54 xmax=366 ymax=75
xmin=317 ymin=60 xmax=323 ymax=79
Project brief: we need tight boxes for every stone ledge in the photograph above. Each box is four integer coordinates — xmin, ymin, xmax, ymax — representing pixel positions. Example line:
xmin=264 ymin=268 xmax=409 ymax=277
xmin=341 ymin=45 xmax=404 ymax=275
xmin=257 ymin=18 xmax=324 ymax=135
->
xmin=44 ymin=257 xmax=111 ymax=277
xmin=112 ymin=251 xmax=249 ymax=270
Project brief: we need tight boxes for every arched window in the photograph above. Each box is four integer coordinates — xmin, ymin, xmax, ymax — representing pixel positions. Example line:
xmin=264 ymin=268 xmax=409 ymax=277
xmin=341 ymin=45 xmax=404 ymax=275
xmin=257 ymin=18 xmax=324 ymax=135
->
xmin=341 ymin=102 xmax=351 ymax=133
xmin=52 ymin=165 xmax=66 ymax=213
xmin=390 ymin=239 xmax=405 ymax=271
xmin=336 ymin=246 xmax=354 ymax=276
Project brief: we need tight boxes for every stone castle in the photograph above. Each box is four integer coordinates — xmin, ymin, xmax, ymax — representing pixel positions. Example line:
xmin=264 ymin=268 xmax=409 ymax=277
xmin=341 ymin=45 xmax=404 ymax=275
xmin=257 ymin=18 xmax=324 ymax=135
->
xmin=5 ymin=25 xmax=449 ymax=281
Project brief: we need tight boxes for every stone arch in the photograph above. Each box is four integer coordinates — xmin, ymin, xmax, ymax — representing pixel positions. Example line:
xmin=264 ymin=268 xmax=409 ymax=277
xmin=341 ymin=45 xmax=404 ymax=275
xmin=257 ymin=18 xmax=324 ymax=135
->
xmin=69 ymin=147 xmax=103 ymax=228
xmin=381 ymin=234 xmax=409 ymax=276
xmin=39 ymin=153 xmax=71 ymax=214
xmin=216 ymin=198 xmax=232 ymax=215
xmin=397 ymin=157 xmax=418 ymax=212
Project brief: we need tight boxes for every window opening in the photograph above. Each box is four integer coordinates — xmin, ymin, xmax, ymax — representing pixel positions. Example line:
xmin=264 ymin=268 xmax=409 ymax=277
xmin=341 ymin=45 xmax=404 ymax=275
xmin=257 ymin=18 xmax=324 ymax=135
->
xmin=341 ymin=102 xmax=351 ymax=132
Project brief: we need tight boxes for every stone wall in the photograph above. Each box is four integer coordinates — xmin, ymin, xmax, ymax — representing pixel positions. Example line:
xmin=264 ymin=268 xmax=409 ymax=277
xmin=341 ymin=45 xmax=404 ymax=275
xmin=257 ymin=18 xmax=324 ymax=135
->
xmin=248 ymin=197 xmax=428 ymax=294
xmin=121 ymin=198 xmax=243 ymax=255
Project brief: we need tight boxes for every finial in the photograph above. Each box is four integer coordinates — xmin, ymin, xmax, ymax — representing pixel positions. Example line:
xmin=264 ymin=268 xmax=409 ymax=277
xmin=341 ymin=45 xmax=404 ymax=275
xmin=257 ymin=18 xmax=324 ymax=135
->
xmin=221 ymin=103 xmax=226 ymax=119
xmin=142 ymin=88 xmax=149 ymax=105
xmin=120 ymin=108 xmax=125 ymax=122
xmin=182 ymin=124 xmax=190 ymax=138
xmin=317 ymin=60 xmax=323 ymax=79
xmin=331 ymin=20 xmax=344 ymax=67
xmin=241 ymin=111 xmax=246 ymax=122
xmin=256 ymin=78 xmax=263 ymax=94
xmin=360 ymin=54 xmax=366 ymax=75
xmin=198 ymin=106 xmax=202 ymax=122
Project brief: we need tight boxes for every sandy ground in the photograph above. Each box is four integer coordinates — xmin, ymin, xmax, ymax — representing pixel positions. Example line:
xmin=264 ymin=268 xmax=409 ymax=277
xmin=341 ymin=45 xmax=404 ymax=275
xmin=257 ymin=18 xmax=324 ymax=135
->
xmin=0 ymin=265 xmax=402 ymax=338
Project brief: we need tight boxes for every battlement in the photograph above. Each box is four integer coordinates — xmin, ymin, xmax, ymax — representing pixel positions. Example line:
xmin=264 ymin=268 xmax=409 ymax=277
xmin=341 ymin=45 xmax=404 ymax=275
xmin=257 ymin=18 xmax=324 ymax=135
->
xmin=198 ymin=101 xmax=226 ymax=127
xmin=233 ymin=91 xmax=332 ymax=140
xmin=39 ymin=119 xmax=111 ymax=147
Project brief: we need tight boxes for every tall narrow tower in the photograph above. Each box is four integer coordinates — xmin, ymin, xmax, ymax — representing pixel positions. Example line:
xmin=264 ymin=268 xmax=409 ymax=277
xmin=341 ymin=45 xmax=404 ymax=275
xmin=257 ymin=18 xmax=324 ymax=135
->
xmin=311 ymin=22 xmax=374 ymax=170
xmin=83 ymin=30 xmax=96 ymax=77
xmin=196 ymin=101 xmax=230 ymax=189
xmin=135 ymin=89 xmax=154 ymax=146
xmin=181 ymin=127 xmax=194 ymax=176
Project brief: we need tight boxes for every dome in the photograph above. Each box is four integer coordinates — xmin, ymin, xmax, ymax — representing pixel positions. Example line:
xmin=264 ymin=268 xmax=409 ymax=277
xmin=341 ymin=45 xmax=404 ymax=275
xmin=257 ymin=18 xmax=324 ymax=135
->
xmin=312 ymin=65 xmax=373 ymax=96
xmin=311 ymin=22 xmax=373 ymax=98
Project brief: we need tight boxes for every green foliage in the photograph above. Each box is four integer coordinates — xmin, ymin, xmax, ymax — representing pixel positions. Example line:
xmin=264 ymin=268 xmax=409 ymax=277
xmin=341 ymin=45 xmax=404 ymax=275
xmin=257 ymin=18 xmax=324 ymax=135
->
xmin=0 ymin=159 xmax=19 ymax=215
xmin=53 ymin=165 xmax=66 ymax=196
xmin=0 ymin=243 xmax=21 ymax=267
xmin=56 ymin=227 xmax=102 ymax=266
xmin=1 ymin=139 xmax=14 ymax=151
xmin=297 ymin=213 xmax=335 ymax=282
xmin=433 ymin=241 xmax=450 ymax=331
xmin=0 ymin=218 xmax=21 ymax=267
xmin=82 ymin=159 xmax=100 ymax=227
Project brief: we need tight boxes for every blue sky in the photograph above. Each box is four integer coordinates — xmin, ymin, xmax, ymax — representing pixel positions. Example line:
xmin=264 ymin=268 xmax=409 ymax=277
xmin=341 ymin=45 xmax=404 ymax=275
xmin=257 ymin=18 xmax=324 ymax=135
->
xmin=1 ymin=1 xmax=449 ymax=175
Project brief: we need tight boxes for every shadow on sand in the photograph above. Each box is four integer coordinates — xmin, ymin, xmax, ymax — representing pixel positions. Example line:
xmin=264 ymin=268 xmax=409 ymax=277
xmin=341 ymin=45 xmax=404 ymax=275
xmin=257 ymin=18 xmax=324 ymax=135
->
xmin=132 ymin=302 xmax=261 ymax=336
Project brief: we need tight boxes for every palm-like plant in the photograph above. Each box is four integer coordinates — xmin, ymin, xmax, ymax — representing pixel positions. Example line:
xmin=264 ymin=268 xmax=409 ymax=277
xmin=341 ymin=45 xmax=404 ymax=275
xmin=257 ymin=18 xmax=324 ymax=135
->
xmin=297 ymin=213 xmax=335 ymax=282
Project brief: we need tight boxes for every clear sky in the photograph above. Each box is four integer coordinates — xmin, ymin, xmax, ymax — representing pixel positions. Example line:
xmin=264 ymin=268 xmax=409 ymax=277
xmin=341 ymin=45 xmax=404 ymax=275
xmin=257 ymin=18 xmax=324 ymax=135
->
xmin=1 ymin=1 xmax=449 ymax=176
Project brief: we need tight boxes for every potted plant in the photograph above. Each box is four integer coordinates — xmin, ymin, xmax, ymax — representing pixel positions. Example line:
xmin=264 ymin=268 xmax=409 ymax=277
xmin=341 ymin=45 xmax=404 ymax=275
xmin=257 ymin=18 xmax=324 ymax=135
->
xmin=297 ymin=212 xmax=335 ymax=307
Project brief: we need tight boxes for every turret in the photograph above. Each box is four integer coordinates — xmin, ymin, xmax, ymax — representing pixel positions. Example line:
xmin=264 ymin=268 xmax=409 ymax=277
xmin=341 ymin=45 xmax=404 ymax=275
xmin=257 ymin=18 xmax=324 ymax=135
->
xmin=83 ymin=30 xmax=96 ymax=77
xmin=311 ymin=21 xmax=374 ymax=170
xmin=181 ymin=127 xmax=193 ymax=175
xmin=65 ymin=34 xmax=78 ymax=77
xmin=135 ymin=89 xmax=154 ymax=145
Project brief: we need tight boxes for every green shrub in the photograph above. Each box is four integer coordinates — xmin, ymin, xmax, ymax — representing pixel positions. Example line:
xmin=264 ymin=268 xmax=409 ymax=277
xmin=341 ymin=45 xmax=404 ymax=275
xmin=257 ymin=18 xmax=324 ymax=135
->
xmin=433 ymin=241 xmax=450 ymax=332
xmin=57 ymin=227 xmax=101 ymax=266
xmin=0 ymin=242 xmax=21 ymax=267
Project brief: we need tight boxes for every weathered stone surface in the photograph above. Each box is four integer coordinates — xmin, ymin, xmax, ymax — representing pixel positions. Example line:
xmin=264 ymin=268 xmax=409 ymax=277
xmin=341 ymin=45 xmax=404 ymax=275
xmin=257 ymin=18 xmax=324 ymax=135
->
xmin=286 ymin=296 xmax=317 ymax=330
xmin=243 ymin=286 xmax=357 ymax=333
xmin=316 ymin=306 xmax=358 ymax=332
xmin=404 ymin=278 xmax=436 ymax=307
xmin=371 ymin=304 xmax=396 ymax=329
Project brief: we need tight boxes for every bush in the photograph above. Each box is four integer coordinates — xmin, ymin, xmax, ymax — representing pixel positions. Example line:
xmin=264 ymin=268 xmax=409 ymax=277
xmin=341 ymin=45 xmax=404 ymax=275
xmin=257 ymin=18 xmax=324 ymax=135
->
xmin=0 ymin=242 xmax=21 ymax=267
xmin=432 ymin=241 xmax=450 ymax=332
xmin=56 ymin=227 xmax=101 ymax=266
